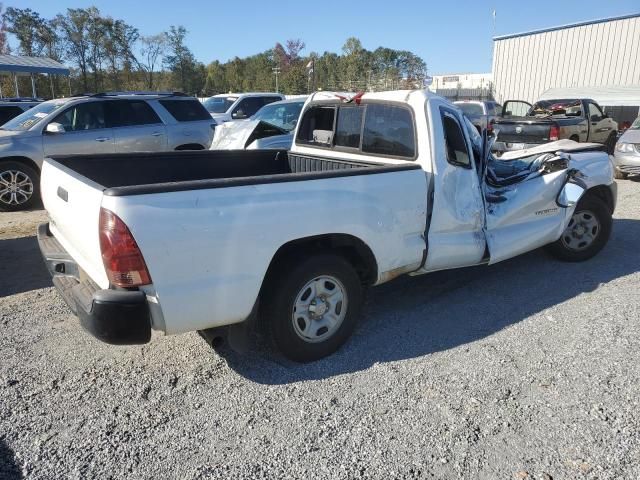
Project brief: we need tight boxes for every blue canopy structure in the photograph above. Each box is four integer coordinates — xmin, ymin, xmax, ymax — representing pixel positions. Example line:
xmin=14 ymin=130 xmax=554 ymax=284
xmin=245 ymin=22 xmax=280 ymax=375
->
xmin=0 ymin=54 xmax=70 ymax=98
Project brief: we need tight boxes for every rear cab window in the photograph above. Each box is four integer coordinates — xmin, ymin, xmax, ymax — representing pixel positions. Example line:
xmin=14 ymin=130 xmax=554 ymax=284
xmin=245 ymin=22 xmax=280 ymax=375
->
xmin=296 ymin=102 xmax=416 ymax=159
xmin=159 ymin=99 xmax=211 ymax=122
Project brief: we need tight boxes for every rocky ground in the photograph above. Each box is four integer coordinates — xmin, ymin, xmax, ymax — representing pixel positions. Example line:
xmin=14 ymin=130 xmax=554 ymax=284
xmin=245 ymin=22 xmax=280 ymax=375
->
xmin=1 ymin=181 xmax=639 ymax=479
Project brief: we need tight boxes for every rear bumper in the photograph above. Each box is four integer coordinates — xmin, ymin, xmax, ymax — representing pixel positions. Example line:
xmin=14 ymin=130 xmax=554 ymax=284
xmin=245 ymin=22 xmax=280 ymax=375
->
xmin=37 ymin=222 xmax=151 ymax=345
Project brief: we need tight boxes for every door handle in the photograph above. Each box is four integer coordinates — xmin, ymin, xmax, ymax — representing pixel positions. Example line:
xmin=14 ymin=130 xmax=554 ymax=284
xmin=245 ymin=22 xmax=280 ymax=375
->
xmin=151 ymin=132 xmax=164 ymax=137
xmin=95 ymin=137 xmax=111 ymax=142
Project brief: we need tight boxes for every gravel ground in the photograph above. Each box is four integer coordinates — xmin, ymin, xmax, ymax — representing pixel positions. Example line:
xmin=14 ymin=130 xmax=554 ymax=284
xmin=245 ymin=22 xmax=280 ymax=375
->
xmin=1 ymin=181 xmax=640 ymax=479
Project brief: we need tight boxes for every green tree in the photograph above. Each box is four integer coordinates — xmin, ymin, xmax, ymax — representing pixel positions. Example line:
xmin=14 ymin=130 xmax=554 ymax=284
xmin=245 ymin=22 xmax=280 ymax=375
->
xmin=164 ymin=25 xmax=203 ymax=94
xmin=54 ymin=8 xmax=95 ymax=92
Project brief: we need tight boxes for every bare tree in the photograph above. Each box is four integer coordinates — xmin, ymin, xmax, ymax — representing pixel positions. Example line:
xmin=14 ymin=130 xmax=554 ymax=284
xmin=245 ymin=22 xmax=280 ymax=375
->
xmin=139 ymin=33 xmax=166 ymax=89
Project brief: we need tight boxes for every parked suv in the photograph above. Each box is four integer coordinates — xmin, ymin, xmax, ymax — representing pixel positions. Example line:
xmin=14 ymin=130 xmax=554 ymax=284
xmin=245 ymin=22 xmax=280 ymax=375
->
xmin=0 ymin=92 xmax=215 ymax=211
xmin=202 ymin=92 xmax=284 ymax=124
xmin=0 ymin=97 xmax=42 ymax=125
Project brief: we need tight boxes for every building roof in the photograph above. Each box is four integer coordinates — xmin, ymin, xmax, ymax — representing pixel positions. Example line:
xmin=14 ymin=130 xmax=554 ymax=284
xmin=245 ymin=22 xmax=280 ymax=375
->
xmin=0 ymin=54 xmax=69 ymax=75
xmin=538 ymin=85 xmax=640 ymax=107
xmin=493 ymin=12 xmax=640 ymax=41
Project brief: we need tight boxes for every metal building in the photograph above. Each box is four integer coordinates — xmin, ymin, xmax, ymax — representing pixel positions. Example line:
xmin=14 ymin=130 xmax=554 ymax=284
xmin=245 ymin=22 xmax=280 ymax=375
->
xmin=492 ymin=13 xmax=640 ymax=105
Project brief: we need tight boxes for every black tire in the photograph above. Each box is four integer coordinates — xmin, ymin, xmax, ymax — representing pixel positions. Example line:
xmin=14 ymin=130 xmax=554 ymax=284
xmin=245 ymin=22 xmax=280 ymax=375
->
xmin=0 ymin=161 xmax=40 ymax=212
xmin=546 ymin=195 xmax=612 ymax=262
xmin=262 ymin=253 xmax=364 ymax=362
xmin=569 ymin=135 xmax=579 ymax=142
xmin=605 ymin=133 xmax=617 ymax=155
xmin=614 ymin=168 xmax=628 ymax=180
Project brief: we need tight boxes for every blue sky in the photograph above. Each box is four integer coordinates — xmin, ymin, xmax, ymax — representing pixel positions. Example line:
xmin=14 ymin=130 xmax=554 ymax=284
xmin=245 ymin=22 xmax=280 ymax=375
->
xmin=11 ymin=0 xmax=640 ymax=74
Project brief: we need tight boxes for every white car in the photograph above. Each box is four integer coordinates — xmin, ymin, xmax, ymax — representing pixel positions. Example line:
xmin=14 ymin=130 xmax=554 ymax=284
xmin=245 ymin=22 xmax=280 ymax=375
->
xmin=210 ymin=98 xmax=306 ymax=150
xmin=38 ymin=90 xmax=616 ymax=362
xmin=202 ymin=92 xmax=284 ymax=124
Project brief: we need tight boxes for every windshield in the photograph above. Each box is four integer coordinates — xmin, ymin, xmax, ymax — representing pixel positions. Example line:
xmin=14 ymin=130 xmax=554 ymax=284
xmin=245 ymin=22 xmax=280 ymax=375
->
xmin=253 ymin=101 xmax=304 ymax=131
xmin=630 ymin=117 xmax=640 ymax=130
xmin=529 ymin=99 xmax=582 ymax=117
xmin=1 ymin=101 xmax=67 ymax=131
xmin=456 ymin=103 xmax=484 ymax=116
xmin=203 ymin=96 xmax=237 ymax=114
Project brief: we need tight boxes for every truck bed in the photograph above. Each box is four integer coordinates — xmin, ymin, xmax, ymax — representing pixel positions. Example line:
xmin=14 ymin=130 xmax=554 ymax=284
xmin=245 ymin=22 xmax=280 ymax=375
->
xmin=51 ymin=150 xmax=419 ymax=197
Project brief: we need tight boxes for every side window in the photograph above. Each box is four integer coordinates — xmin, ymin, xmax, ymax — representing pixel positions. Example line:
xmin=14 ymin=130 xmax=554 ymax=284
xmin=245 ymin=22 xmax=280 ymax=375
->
xmin=441 ymin=110 xmax=471 ymax=168
xmin=158 ymin=100 xmax=211 ymax=122
xmin=296 ymin=106 xmax=336 ymax=146
xmin=494 ymin=104 xmax=503 ymax=116
xmin=105 ymin=100 xmax=162 ymax=127
xmin=263 ymin=96 xmax=283 ymax=107
xmin=335 ymin=107 xmax=363 ymax=148
xmin=233 ymin=97 xmax=264 ymax=118
xmin=588 ymin=103 xmax=603 ymax=122
xmin=0 ymin=106 xmax=24 ymax=125
xmin=362 ymin=104 xmax=415 ymax=158
xmin=52 ymin=102 xmax=106 ymax=132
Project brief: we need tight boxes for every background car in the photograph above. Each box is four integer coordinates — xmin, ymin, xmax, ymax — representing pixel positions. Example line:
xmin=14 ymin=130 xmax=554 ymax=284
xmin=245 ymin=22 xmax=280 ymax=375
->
xmin=0 ymin=91 xmax=215 ymax=211
xmin=0 ymin=97 xmax=42 ymax=125
xmin=614 ymin=116 xmax=640 ymax=179
xmin=210 ymin=97 xmax=306 ymax=150
xmin=202 ymin=92 xmax=284 ymax=124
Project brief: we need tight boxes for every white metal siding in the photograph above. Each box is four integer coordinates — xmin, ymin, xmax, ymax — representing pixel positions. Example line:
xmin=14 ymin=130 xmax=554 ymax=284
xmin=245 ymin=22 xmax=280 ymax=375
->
xmin=493 ymin=16 xmax=640 ymax=103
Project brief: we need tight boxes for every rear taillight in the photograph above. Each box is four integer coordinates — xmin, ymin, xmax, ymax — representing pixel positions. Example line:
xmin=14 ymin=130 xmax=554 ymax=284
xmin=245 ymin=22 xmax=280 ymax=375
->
xmin=99 ymin=208 xmax=151 ymax=288
xmin=549 ymin=124 xmax=560 ymax=141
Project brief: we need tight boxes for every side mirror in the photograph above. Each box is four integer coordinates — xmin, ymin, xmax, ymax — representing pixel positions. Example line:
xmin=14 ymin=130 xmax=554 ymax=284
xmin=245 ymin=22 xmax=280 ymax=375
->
xmin=590 ymin=114 xmax=601 ymax=122
xmin=232 ymin=110 xmax=247 ymax=120
xmin=45 ymin=122 xmax=65 ymax=134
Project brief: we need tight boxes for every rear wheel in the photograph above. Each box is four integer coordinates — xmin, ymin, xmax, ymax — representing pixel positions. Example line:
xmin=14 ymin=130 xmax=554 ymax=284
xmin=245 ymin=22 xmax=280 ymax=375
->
xmin=262 ymin=253 xmax=364 ymax=362
xmin=0 ymin=161 xmax=40 ymax=212
xmin=569 ymin=134 xmax=579 ymax=142
xmin=546 ymin=195 xmax=612 ymax=262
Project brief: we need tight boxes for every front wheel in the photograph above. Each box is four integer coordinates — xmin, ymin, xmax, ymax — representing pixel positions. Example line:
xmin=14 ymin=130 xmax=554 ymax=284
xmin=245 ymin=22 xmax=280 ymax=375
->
xmin=262 ymin=253 xmax=364 ymax=362
xmin=0 ymin=161 xmax=40 ymax=212
xmin=546 ymin=195 xmax=612 ymax=262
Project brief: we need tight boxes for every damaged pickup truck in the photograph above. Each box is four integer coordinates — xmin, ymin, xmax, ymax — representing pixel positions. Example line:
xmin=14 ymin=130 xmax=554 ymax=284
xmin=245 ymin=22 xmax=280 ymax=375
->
xmin=38 ymin=90 xmax=617 ymax=362
xmin=493 ymin=98 xmax=618 ymax=155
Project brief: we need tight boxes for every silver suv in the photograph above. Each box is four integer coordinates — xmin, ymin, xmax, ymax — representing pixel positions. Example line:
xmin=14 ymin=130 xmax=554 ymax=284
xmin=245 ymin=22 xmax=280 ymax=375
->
xmin=0 ymin=92 xmax=215 ymax=211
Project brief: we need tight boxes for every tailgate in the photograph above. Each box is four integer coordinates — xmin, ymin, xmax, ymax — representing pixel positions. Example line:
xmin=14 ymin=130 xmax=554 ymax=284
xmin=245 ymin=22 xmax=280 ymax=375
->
xmin=40 ymin=158 xmax=109 ymax=288
xmin=495 ymin=119 xmax=552 ymax=143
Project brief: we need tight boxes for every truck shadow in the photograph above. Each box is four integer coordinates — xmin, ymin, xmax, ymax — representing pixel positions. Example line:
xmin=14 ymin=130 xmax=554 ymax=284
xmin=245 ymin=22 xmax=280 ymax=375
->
xmin=219 ymin=217 xmax=640 ymax=383
xmin=0 ymin=437 xmax=22 ymax=480
xmin=0 ymin=236 xmax=52 ymax=298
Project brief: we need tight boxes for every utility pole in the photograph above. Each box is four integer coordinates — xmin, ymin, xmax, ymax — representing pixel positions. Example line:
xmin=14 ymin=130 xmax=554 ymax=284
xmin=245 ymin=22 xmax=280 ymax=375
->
xmin=272 ymin=66 xmax=281 ymax=93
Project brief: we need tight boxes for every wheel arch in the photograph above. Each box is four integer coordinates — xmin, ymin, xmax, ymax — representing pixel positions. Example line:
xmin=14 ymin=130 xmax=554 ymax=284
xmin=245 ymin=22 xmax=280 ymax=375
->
xmin=264 ymin=233 xmax=379 ymax=287
xmin=175 ymin=143 xmax=205 ymax=151
xmin=0 ymin=156 xmax=41 ymax=175
xmin=583 ymin=184 xmax=615 ymax=214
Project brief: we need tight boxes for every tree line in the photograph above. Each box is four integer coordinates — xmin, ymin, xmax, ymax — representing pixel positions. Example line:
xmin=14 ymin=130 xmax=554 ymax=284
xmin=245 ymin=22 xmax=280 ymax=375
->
xmin=1 ymin=5 xmax=427 ymax=98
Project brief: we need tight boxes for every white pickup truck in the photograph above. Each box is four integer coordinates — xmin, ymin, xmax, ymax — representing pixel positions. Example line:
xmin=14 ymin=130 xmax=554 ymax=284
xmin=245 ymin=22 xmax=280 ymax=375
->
xmin=38 ymin=90 xmax=617 ymax=362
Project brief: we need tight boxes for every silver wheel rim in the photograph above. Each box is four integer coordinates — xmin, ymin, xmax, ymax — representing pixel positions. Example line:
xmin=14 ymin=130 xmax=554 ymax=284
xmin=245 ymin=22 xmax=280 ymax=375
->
xmin=0 ymin=169 xmax=34 ymax=206
xmin=292 ymin=275 xmax=348 ymax=343
xmin=561 ymin=210 xmax=600 ymax=251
